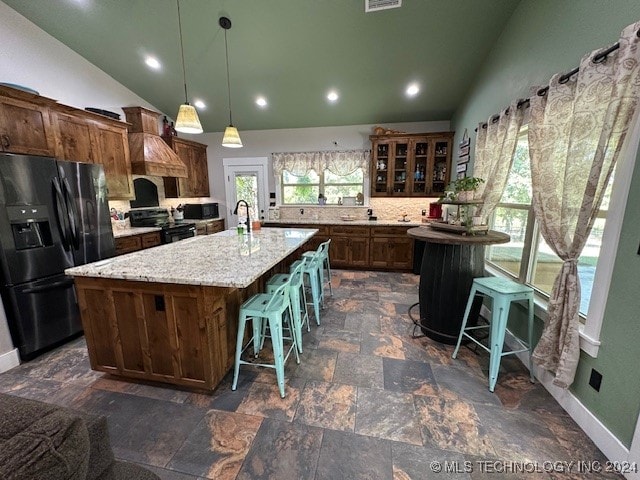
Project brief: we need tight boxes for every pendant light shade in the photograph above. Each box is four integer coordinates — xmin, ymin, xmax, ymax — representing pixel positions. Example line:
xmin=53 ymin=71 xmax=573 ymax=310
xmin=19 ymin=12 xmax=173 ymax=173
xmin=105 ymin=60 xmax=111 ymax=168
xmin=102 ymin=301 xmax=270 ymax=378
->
xmin=222 ymin=126 xmax=243 ymax=148
xmin=175 ymin=104 xmax=203 ymax=134
xmin=174 ymin=0 xmax=203 ymax=134
xmin=220 ymin=16 xmax=242 ymax=148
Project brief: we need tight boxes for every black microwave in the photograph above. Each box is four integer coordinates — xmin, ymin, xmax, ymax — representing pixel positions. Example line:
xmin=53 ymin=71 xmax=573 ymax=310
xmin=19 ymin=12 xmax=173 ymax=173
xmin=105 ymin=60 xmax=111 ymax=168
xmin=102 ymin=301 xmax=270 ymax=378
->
xmin=183 ymin=203 xmax=219 ymax=219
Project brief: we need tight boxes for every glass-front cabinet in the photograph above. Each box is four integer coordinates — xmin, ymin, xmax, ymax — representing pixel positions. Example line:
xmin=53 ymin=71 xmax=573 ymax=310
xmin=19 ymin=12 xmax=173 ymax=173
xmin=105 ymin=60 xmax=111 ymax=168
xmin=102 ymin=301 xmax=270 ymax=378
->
xmin=370 ymin=132 xmax=453 ymax=197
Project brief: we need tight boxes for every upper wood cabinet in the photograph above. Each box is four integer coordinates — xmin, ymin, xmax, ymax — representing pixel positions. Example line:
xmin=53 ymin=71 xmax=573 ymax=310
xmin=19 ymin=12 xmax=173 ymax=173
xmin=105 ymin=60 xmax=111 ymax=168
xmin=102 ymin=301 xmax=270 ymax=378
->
xmin=51 ymin=107 xmax=134 ymax=200
xmin=163 ymin=136 xmax=210 ymax=198
xmin=370 ymin=132 xmax=453 ymax=197
xmin=0 ymin=88 xmax=57 ymax=157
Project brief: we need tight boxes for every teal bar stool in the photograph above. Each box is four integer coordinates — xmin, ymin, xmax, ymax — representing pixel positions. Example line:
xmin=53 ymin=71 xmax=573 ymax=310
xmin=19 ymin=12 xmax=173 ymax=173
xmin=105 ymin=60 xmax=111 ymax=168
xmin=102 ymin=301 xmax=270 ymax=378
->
xmin=302 ymin=239 xmax=333 ymax=298
xmin=452 ymin=276 xmax=535 ymax=392
xmin=265 ymin=260 xmax=309 ymax=353
xmin=290 ymin=250 xmax=323 ymax=326
xmin=231 ymin=279 xmax=300 ymax=398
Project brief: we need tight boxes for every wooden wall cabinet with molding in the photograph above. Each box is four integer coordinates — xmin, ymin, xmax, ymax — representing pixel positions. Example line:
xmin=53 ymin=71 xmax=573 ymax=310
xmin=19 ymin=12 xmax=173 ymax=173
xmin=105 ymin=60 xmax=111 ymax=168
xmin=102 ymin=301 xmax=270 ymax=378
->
xmin=163 ymin=136 xmax=210 ymax=198
xmin=370 ymin=132 xmax=453 ymax=198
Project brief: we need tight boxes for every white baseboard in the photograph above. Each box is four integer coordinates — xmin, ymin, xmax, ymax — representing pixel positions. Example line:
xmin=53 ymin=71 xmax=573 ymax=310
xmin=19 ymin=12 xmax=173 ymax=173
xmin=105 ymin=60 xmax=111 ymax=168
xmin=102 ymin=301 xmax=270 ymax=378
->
xmin=502 ymin=333 xmax=631 ymax=472
xmin=0 ymin=348 xmax=20 ymax=373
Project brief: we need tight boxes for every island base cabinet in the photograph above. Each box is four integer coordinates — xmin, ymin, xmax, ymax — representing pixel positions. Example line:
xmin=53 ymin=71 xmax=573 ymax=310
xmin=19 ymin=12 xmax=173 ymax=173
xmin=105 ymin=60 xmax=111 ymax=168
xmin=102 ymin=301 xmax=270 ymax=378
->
xmin=75 ymin=277 xmax=243 ymax=391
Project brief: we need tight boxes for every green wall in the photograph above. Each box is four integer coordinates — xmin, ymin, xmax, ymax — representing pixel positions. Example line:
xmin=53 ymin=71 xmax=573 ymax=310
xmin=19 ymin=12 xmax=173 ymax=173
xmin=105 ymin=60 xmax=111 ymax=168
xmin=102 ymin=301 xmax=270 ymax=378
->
xmin=451 ymin=0 xmax=640 ymax=447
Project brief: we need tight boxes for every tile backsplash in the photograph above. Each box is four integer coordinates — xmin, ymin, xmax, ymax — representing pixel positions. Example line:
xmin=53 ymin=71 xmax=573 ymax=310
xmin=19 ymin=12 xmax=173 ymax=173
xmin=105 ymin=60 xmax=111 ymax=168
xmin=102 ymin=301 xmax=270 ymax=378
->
xmin=277 ymin=197 xmax=440 ymax=222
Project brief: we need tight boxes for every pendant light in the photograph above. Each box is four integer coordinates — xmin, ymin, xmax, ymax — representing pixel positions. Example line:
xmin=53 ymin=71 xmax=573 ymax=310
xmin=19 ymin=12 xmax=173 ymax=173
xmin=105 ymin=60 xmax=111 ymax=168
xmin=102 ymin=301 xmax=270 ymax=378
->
xmin=220 ymin=16 xmax=243 ymax=148
xmin=174 ymin=0 xmax=203 ymax=134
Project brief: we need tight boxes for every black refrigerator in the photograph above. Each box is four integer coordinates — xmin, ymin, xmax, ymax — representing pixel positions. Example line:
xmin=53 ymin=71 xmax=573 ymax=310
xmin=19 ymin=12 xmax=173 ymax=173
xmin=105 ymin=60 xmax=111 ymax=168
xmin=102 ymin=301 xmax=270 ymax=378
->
xmin=0 ymin=153 xmax=115 ymax=360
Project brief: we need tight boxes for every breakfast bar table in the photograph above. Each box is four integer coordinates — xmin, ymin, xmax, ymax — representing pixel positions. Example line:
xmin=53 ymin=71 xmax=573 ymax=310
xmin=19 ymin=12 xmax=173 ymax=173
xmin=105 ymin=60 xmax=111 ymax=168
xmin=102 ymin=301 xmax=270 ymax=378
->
xmin=65 ymin=228 xmax=316 ymax=392
xmin=407 ymin=226 xmax=510 ymax=344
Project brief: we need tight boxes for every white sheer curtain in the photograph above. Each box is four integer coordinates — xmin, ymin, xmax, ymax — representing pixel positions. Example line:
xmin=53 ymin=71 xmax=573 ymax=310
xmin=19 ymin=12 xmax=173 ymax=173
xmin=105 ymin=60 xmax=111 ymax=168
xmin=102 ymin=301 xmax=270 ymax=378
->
xmin=473 ymin=100 xmax=525 ymax=221
xmin=272 ymin=150 xmax=369 ymax=177
xmin=529 ymin=21 xmax=640 ymax=388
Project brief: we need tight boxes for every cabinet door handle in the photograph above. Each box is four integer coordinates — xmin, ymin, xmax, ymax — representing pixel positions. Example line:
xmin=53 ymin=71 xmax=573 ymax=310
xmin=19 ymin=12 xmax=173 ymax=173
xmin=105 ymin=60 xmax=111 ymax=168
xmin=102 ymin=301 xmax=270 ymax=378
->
xmin=1 ymin=135 xmax=9 ymax=148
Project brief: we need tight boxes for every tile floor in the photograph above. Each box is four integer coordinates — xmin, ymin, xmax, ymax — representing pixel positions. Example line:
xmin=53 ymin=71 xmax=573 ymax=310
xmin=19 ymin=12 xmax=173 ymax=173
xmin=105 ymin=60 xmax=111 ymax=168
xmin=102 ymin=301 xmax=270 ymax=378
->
xmin=0 ymin=270 xmax=621 ymax=479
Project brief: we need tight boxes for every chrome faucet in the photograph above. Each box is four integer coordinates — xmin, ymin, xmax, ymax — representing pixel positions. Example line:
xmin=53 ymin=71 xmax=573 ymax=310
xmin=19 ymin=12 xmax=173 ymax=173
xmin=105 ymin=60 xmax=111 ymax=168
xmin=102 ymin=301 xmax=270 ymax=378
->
xmin=233 ymin=199 xmax=251 ymax=233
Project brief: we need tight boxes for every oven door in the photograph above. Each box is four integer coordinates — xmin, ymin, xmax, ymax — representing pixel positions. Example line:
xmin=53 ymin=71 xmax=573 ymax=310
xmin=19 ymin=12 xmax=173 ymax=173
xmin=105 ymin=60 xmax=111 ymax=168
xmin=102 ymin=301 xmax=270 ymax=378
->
xmin=161 ymin=225 xmax=196 ymax=244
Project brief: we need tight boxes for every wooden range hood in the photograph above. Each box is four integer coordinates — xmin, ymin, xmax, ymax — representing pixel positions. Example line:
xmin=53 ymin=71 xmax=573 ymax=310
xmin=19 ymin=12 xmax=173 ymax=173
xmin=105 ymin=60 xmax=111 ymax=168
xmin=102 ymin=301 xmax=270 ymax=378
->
xmin=122 ymin=106 xmax=188 ymax=178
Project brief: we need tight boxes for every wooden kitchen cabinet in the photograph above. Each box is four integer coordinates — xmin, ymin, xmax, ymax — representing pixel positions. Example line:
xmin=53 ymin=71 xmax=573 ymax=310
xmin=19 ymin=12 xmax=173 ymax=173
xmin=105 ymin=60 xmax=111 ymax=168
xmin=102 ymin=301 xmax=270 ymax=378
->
xmin=115 ymin=231 xmax=161 ymax=255
xmin=195 ymin=219 xmax=226 ymax=235
xmin=163 ymin=136 xmax=210 ymax=198
xmin=329 ymin=225 xmax=370 ymax=268
xmin=0 ymin=87 xmax=57 ymax=157
xmin=92 ymin=120 xmax=134 ymax=200
xmin=53 ymin=110 xmax=96 ymax=163
xmin=370 ymin=132 xmax=453 ymax=197
xmin=369 ymin=226 xmax=414 ymax=270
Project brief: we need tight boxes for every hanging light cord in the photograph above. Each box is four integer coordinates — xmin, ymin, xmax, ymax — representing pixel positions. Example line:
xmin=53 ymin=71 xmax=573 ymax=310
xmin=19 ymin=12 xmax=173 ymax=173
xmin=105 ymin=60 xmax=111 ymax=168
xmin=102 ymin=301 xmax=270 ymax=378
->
xmin=177 ymin=0 xmax=188 ymax=104
xmin=224 ymin=27 xmax=233 ymax=126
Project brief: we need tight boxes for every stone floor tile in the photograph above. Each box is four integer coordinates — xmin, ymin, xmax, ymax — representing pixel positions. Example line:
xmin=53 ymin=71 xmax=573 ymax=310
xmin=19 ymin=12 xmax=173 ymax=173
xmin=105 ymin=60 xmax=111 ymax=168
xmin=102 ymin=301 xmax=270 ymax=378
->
xmin=235 ymin=377 xmax=304 ymax=422
xmin=393 ymin=442 xmax=471 ymax=479
xmin=333 ymin=352 xmax=384 ymax=389
xmin=383 ymin=357 xmax=438 ymax=396
xmin=414 ymin=394 xmax=496 ymax=457
xmin=291 ymin=348 xmax=337 ymax=382
xmin=355 ymin=387 xmax=423 ymax=445
xmin=237 ymin=418 xmax=323 ymax=480
xmin=167 ymin=409 xmax=262 ymax=480
xmin=473 ymin=403 xmax=571 ymax=464
xmin=361 ymin=332 xmax=407 ymax=360
xmin=315 ymin=429 xmax=393 ymax=480
xmin=294 ymin=380 xmax=356 ymax=432
xmin=72 ymin=389 xmax=207 ymax=468
xmin=432 ymin=364 xmax=502 ymax=406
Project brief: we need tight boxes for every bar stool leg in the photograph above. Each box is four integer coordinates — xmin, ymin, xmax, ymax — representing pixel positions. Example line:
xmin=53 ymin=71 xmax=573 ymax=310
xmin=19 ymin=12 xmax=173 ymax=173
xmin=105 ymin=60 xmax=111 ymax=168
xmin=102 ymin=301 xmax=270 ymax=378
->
xmin=488 ymin=298 xmax=510 ymax=392
xmin=325 ymin=256 xmax=333 ymax=297
xmin=268 ymin=313 xmax=286 ymax=398
xmin=307 ymin=271 xmax=321 ymax=325
xmin=527 ymin=296 xmax=535 ymax=384
xmin=452 ymin=286 xmax=478 ymax=359
xmin=232 ymin=312 xmax=249 ymax=391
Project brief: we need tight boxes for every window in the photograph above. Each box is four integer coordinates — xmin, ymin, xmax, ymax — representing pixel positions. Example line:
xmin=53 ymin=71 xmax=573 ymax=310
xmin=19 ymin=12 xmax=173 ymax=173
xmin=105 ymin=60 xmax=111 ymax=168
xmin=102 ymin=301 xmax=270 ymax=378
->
xmin=281 ymin=168 xmax=364 ymax=204
xmin=486 ymin=129 xmax=613 ymax=317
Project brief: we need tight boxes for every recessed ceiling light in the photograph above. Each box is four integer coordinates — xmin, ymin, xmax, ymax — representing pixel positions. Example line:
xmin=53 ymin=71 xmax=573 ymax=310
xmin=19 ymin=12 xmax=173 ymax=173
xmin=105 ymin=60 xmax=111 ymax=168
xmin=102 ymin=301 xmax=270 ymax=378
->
xmin=145 ymin=56 xmax=161 ymax=70
xmin=327 ymin=90 xmax=339 ymax=102
xmin=194 ymin=100 xmax=206 ymax=109
xmin=256 ymin=97 xmax=268 ymax=107
xmin=406 ymin=83 xmax=420 ymax=97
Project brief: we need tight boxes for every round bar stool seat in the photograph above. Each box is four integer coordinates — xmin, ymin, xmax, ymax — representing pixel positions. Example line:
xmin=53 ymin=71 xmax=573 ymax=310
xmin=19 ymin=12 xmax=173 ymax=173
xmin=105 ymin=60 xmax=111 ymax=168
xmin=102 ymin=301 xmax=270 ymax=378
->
xmin=452 ymin=276 xmax=535 ymax=392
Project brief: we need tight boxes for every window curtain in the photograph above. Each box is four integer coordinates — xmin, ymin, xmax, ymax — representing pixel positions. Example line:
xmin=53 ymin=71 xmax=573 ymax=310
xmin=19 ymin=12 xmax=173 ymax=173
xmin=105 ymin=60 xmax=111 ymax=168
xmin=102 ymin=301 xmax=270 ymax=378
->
xmin=472 ymin=100 xmax=525 ymax=220
xmin=272 ymin=150 xmax=370 ymax=177
xmin=529 ymin=21 xmax=640 ymax=388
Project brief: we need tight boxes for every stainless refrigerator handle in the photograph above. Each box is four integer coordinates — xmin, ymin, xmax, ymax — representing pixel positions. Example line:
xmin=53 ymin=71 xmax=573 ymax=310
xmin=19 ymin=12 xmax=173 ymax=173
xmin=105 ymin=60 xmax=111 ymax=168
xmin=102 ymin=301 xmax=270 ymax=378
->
xmin=52 ymin=177 xmax=71 ymax=249
xmin=22 ymin=277 xmax=75 ymax=294
xmin=62 ymin=177 xmax=80 ymax=249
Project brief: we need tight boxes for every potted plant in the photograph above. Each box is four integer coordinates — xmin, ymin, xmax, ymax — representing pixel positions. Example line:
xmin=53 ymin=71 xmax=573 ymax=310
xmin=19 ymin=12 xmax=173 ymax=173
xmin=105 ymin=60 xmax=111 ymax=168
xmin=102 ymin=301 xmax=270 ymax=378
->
xmin=453 ymin=176 xmax=484 ymax=202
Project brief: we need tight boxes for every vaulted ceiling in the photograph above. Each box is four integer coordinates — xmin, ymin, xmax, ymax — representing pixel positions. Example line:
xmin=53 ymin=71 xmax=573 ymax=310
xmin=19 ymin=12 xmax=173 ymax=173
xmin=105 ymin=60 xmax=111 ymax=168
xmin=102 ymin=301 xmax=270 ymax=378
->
xmin=4 ymin=0 xmax=520 ymax=132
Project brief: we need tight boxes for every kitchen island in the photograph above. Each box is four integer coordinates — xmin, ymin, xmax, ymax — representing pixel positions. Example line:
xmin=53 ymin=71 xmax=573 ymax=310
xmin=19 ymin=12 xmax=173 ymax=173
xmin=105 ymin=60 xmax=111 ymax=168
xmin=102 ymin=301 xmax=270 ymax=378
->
xmin=66 ymin=228 xmax=316 ymax=391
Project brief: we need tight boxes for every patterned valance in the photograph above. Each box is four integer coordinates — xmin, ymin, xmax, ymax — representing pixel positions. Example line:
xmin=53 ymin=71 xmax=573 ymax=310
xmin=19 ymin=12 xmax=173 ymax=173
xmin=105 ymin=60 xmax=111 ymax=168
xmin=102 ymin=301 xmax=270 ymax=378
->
xmin=272 ymin=150 xmax=370 ymax=177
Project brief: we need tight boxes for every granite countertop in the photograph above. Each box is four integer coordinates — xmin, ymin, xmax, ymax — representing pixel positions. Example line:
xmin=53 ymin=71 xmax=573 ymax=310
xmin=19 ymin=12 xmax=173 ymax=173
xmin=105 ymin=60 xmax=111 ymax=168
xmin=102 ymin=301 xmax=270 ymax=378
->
xmin=66 ymin=227 xmax=317 ymax=288
xmin=264 ymin=219 xmax=423 ymax=227
xmin=112 ymin=226 xmax=161 ymax=238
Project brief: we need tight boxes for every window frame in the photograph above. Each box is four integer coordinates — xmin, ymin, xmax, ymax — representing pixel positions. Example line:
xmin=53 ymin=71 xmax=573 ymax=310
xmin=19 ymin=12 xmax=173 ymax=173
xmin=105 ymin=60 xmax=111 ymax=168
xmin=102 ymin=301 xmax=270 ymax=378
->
xmin=279 ymin=167 xmax=366 ymax=205
xmin=485 ymin=114 xmax=640 ymax=358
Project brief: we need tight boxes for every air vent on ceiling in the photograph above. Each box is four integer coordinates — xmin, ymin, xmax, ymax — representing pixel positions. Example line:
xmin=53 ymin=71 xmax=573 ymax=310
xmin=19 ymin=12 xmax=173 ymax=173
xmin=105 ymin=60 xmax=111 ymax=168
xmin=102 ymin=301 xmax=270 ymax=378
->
xmin=365 ymin=0 xmax=401 ymax=13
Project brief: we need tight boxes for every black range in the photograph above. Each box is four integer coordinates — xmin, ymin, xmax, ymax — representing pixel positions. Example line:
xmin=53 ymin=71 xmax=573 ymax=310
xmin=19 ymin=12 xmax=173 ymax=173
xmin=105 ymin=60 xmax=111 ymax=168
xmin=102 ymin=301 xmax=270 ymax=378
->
xmin=128 ymin=208 xmax=196 ymax=244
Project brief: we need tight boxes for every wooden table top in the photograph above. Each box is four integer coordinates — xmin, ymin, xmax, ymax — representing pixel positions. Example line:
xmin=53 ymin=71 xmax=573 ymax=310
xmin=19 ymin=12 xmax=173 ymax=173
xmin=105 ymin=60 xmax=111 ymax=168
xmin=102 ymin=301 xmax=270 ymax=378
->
xmin=407 ymin=226 xmax=510 ymax=245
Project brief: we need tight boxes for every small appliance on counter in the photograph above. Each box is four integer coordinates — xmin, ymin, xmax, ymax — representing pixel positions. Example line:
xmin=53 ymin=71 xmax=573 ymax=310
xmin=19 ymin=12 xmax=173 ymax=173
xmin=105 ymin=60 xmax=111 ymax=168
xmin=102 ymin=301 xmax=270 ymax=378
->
xmin=182 ymin=203 xmax=219 ymax=219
